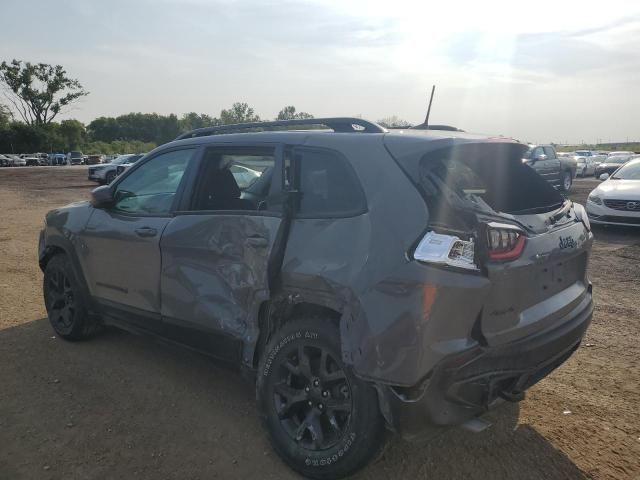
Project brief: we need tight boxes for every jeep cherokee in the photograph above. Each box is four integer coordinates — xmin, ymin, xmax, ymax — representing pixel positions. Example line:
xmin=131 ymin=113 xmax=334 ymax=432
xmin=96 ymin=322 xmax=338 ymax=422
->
xmin=39 ymin=117 xmax=594 ymax=479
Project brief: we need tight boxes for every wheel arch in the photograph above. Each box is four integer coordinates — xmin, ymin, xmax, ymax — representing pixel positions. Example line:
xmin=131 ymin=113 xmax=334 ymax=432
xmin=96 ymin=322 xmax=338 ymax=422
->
xmin=40 ymin=238 xmax=96 ymax=316
xmin=250 ymin=292 xmax=346 ymax=371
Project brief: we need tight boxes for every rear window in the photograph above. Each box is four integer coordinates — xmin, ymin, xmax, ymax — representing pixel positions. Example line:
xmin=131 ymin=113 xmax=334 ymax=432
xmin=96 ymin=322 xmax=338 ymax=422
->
xmin=416 ymin=143 xmax=563 ymax=221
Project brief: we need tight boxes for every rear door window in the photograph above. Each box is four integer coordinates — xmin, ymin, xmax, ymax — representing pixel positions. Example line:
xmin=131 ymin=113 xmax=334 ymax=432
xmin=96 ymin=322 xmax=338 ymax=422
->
xmin=290 ymin=147 xmax=366 ymax=218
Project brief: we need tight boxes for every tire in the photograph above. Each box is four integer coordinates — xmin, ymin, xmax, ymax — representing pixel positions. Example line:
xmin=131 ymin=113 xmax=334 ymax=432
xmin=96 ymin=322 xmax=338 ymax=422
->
xmin=43 ymin=254 xmax=101 ymax=341
xmin=257 ymin=319 xmax=385 ymax=479
xmin=560 ymin=171 xmax=572 ymax=192
xmin=105 ymin=170 xmax=116 ymax=184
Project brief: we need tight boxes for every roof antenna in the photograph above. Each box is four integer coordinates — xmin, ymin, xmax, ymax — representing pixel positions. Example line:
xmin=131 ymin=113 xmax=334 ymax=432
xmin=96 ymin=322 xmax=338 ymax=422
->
xmin=424 ymin=85 xmax=436 ymax=128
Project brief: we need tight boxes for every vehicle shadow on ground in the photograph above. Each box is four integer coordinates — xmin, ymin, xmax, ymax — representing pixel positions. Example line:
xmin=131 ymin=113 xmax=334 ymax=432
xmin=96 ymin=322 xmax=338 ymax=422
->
xmin=591 ymin=225 xmax=640 ymax=245
xmin=0 ymin=319 xmax=589 ymax=480
xmin=366 ymin=402 xmax=589 ymax=479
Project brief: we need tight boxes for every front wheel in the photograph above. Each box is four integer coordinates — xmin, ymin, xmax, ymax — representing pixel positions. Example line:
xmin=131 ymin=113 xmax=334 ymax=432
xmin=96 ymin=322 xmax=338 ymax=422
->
xmin=43 ymin=254 xmax=101 ymax=340
xmin=257 ymin=319 xmax=385 ymax=479
xmin=560 ymin=171 xmax=572 ymax=192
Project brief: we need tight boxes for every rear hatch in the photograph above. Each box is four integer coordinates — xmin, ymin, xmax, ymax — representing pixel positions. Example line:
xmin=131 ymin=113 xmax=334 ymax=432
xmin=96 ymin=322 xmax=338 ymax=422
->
xmin=384 ymin=135 xmax=593 ymax=346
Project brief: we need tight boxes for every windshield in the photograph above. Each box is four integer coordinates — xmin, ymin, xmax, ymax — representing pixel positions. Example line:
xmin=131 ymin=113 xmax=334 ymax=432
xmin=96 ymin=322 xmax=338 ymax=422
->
xmin=575 ymin=150 xmax=590 ymax=156
xmin=111 ymin=156 xmax=134 ymax=164
xmin=612 ymin=160 xmax=640 ymax=179
xmin=608 ymin=156 xmax=629 ymax=164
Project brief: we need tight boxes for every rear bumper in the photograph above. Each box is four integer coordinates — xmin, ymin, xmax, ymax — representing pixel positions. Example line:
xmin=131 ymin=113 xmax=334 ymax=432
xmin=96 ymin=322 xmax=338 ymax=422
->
xmin=377 ymin=285 xmax=593 ymax=439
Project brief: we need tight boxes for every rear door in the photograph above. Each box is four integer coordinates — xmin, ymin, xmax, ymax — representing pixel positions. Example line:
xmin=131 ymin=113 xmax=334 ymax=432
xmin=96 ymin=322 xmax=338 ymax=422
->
xmin=159 ymin=144 xmax=284 ymax=361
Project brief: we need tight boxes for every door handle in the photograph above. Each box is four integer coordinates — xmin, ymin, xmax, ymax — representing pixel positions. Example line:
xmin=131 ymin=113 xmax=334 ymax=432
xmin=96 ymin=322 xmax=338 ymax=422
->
xmin=135 ymin=226 xmax=158 ymax=237
xmin=245 ymin=236 xmax=269 ymax=248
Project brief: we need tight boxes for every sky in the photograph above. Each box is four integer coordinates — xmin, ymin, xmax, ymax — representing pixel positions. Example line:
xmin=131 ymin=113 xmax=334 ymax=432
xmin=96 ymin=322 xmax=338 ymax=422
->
xmin=1 ymin=0 xmax=639 ymax=144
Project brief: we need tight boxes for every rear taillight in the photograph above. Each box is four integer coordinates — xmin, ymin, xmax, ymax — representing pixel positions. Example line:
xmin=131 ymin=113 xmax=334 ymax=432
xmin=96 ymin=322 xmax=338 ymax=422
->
xmin=414 ymin=231 xmax=477 ymax=270
xmin=486 ymin=223 xmax=526 ymax=261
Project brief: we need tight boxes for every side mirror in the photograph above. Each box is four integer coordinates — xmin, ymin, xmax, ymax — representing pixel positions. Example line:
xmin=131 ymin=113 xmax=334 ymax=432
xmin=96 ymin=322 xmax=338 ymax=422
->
xmin=599 ymin=173 xmax=610 ymax=181
xmin=91 ymin=185 xmax=114 ymax=208
xmin=535 ymin=153 xmax=548 ymax=161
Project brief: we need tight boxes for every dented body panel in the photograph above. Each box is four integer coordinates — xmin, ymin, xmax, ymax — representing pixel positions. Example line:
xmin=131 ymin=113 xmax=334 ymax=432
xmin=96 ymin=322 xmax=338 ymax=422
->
xmin=39 ymin=126 xmax=594 ymax=437
xmin=159 ymin=213 xmax=282 ymax=362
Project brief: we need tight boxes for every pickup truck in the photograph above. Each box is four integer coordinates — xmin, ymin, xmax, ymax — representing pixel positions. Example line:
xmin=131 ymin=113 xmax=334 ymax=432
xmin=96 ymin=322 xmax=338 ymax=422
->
xmin=523 ymin=144 xmax=577 ymax=192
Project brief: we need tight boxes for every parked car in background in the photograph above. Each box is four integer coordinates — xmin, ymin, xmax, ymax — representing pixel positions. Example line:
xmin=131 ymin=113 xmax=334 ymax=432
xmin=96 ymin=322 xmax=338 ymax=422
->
xmin=48 ymin=153 xmax=67 ymax=166
xmin=114 ymin=154 xmax=146 ymax=176
xmin=0 ymin=154 xmax=11 ymax=167
xmin=103 ymin=154 xmax=120 ymax=163
xmin=40 ymin=117 xmax=594 ymax=479
xmin=607 ymin=151 xmax=634 ymax=157
xmin=67 ymin=151 xmax=84 ymax=165
xmin=88 ymin=154 xmax=142 ymax=184
xmin=587 ymin=158 xmax=640 ymax=227
xmin=11 ymin=156 xmax=27 ymax=167
xmin=24 ymin=155 xmax=41 ymax=166
xmin=522 ymin=144 xmax=576 ymax=191
xmin=2 ymin=154 xmax=22 ymax=166
xmin=574 ymin=150 xmax=605 ymax=177
xmin=85 ymin=154 xmax=104 ymax=165
xmin=593 ymin=154 xmax=638 ymax=178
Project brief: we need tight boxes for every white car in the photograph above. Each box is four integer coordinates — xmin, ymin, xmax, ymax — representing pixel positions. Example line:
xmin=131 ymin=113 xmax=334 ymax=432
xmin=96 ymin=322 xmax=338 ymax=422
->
xmin=574 ymin=150 xmax=605 ymax=177
xmin=88 ymin=154 xmax=142 ymax=184
xmin=586 ymin=158 xmax=640 ymax=227
xmin=11 ymin=156 xmax=27 ymax=167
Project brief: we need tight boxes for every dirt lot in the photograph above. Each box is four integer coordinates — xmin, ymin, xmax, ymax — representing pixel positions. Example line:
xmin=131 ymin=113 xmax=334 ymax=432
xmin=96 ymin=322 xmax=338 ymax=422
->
xmin=1 ymin=167 xmax=639 ymax=480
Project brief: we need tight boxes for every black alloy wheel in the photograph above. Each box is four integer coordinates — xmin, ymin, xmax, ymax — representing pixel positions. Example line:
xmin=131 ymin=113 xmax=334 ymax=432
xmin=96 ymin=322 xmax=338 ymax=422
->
xmin=45 ymin=267 xmax=76 ymax=336
xmin=273 ymin=343 xmax=352 ymax=450
xmin=257 ymin=319 xmax=385 ymax=479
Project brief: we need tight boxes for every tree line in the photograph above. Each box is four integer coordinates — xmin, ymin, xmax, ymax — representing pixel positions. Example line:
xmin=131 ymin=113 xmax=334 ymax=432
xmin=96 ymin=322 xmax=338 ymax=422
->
xmin=0 ymin=58 xmax=409 ymax=154
xmin=0 ymin=104 xmax=318 ymax=154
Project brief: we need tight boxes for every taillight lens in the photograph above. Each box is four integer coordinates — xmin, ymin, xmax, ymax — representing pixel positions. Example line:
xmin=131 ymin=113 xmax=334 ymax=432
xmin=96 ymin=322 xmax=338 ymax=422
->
xmin=414 ymin=231 xmax=477 ymax=270
xmin=487 ymin=225 xmax=526 ymax=261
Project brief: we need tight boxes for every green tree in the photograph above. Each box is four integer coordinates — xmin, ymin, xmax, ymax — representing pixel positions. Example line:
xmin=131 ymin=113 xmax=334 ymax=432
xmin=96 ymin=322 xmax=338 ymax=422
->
xmin=0 ymin=59 xmax=88 ymax=125
xmin=58 ymin=119 xmax=86 ymax=150
xmin=219 ymin=102 xmax=260 ymax=124
xmin=88 ymin=113 xmax=180 ymax=144
xmin=276 ymin=105 xmax=313 ymax=120
xmin=376 ymin=116 xmax=412 ymax=128
xmin=87 ymin=116 xmax=120 ymax=142
xmin=179 ymin=112 xmax=219 ymax=131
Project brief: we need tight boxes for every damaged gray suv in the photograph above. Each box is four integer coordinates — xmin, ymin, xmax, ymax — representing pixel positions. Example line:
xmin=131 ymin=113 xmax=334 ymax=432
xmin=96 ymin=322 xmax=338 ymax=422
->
xmin=39 ymin=118 xmax=594 ymax=479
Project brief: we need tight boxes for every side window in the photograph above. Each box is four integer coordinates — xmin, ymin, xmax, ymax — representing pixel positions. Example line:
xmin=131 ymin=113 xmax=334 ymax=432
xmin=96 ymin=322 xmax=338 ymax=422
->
xmin=190 ymin=147 xmax=277 ymax=212
xmin=113 ymin=149 xmax=194 ymax=215
xmin=293 ymin=148 xmax=366 ymax=217
xmin=533 ymin=147 xmax=545 ymax=159
xmin=543 ymin=146 xmax=557 ymax=159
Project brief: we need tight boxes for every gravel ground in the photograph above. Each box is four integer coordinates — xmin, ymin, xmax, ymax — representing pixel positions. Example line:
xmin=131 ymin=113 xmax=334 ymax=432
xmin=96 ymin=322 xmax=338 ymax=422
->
xmin=0 ymin=167 xmax=638 ymax=480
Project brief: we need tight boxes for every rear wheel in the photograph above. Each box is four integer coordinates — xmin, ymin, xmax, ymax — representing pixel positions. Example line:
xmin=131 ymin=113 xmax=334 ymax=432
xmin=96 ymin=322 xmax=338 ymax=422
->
xmin=105 ymin=170 xmax=116 ymax=184
xmin=257 ymin=319 xmax=385 ymax=479
xmin=43 ymin=254 xmax=101 ymax=340
xmin=560 ymin=171 xmax=572 ymax=192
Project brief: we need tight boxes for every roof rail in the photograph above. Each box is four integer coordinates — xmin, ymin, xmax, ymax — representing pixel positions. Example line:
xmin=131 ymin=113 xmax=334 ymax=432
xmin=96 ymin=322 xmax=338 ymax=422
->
xmin=175 ymin=117 xmax=386 ymax=140
xmin=410 ymin=123 xmax=464 ymax=132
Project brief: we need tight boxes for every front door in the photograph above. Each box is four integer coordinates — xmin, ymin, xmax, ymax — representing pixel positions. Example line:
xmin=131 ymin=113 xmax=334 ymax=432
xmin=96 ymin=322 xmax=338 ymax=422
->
xmin=80 ymin=148 xmax=197 ymax=331
xmin=159 ymin=145 xmax=284 ymax=361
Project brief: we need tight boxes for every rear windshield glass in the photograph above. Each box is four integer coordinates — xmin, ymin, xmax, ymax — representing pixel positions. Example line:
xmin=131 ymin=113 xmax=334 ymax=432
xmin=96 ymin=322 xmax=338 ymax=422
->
xmin=418 ymin=143 xmax=563 ymax=221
